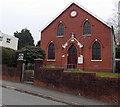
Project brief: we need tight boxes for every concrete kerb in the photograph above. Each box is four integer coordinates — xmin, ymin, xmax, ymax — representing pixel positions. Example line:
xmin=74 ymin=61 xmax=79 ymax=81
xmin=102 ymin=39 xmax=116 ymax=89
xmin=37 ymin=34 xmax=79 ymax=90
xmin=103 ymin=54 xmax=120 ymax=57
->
xmin=1 ymin=85 xmax=83 ymax=106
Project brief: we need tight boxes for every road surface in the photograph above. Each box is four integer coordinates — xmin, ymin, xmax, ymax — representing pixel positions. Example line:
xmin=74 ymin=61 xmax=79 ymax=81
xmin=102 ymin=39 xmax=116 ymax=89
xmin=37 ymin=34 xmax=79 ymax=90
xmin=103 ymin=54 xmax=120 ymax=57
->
xmin=2 ymin=87 xmax=66 ymax=105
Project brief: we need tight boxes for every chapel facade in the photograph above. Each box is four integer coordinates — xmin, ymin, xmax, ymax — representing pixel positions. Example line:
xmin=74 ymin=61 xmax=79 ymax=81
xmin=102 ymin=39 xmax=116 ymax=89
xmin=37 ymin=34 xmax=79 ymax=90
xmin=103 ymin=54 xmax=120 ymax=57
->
xmin=40 ymin=2 xmax=115 ymax=72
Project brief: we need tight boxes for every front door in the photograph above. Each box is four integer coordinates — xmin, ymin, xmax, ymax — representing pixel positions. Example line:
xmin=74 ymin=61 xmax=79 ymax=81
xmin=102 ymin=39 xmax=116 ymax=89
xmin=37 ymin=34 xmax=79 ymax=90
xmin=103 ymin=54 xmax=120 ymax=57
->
xmin=68 ymin=45 xmax=77 ymax=69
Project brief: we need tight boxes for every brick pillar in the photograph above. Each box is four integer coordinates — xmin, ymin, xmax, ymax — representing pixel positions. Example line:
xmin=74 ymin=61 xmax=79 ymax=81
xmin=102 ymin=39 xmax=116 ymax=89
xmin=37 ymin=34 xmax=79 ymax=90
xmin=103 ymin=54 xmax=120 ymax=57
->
xmin=34 ymin=58 xmax=43 ymax=85
xmin=17 ymin=59 xmax=26 ymax=82
xmin=34 ymin=58 xmax=43 ymax=71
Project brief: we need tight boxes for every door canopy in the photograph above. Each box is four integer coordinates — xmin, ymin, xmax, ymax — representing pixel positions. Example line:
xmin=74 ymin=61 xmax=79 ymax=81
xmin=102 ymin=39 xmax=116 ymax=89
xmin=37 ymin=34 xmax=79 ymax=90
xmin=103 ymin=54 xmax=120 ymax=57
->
xmin=62 ymin=32 xmax=83 ymax=49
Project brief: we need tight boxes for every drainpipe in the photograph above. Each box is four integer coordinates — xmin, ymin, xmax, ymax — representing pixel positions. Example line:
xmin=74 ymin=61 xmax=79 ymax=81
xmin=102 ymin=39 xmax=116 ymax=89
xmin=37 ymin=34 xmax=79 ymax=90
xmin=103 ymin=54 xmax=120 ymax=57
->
xmin=111 ymin=26 xmax=116 ymax=73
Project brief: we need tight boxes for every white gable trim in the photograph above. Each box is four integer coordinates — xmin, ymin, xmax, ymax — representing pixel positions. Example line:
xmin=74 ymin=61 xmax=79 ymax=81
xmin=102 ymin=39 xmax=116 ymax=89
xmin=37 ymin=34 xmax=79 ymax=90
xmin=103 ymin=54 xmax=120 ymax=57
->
xmin=74 ymin=1 xmax=111 ymax=28
xmin=40 ymin=2 xmax=111 ymax=32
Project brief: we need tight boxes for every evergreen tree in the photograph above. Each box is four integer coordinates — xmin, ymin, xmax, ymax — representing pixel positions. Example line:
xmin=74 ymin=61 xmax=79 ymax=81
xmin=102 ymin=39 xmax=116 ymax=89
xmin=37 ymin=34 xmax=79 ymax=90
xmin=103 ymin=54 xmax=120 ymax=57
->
xmin=14 ymin=28 xmax=34 ymax=49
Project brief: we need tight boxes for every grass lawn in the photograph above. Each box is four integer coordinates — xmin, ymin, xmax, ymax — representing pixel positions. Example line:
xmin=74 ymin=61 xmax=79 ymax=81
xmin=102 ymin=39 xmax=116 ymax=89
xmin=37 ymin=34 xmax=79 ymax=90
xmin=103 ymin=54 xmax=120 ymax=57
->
xmin=72 ymin=70 xmax=120 ymax=78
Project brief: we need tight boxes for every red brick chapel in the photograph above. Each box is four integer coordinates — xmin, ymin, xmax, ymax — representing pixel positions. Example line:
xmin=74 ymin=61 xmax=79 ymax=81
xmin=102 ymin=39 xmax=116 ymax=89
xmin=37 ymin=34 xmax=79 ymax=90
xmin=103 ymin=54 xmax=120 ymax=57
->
xmin=40 ymin=2 xmax=115 ymax=72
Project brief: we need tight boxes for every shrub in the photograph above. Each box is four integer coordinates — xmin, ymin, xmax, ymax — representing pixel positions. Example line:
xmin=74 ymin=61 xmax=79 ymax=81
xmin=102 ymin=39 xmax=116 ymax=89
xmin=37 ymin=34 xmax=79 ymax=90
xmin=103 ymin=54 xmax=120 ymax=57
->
xmin=0 ymin=46 xmax=17 ymax=67
xmin=18 ymin=46 xmax=45 ymax=64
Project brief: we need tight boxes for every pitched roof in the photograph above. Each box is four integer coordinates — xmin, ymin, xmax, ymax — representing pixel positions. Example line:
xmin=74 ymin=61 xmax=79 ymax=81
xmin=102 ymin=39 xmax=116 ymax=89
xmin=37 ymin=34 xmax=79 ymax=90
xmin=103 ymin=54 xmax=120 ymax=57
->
xmin=41 ymin=2 xmax=111 ymax=32
xmin=0 ymin=30 xmax=18 ymax=40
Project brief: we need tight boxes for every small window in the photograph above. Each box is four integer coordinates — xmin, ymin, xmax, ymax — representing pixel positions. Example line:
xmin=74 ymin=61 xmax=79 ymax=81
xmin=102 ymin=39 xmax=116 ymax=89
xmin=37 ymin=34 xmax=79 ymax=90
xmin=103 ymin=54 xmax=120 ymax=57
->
xmin=0 ymin=36 xmax=3 ymax=41
xmin=92 ymin=42 xmax=101 ymax=60
xmin=83 ymin=21 xmax=91 ymax=35
xmin=57 ymin=23 xmax=64 ymax=37
xmin=48 ymin=43 xmax=55 ymax=60
xmin=6 ymin=38 xmax=11 ymax=43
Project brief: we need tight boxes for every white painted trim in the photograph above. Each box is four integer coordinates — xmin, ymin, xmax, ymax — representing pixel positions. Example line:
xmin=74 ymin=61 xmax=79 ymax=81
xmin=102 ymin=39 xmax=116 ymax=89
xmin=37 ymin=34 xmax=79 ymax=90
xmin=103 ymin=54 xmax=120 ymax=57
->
xmin=91 ymin=60 xmax=102 ymax=62
xmin=82 ymin=34 xmax=92 ymax=37
xmin=47 ymin=59 xmax=56 ymax=61
xmin=57 ymin=35 xmax=64 ymax=38
xmin=40 ymin=2 xmax=111 ymax=32
xmin=62 ymin=33 xmax=83 ymax=49
xmin=74 ymin=1 xmax=111 ymax=28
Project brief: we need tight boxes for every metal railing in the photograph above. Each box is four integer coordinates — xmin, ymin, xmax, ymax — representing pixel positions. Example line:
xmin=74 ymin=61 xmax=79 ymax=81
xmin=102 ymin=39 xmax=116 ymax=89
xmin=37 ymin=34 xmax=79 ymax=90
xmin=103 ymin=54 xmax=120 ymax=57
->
xmin=42 ymin=64 xmax=77 ymax=71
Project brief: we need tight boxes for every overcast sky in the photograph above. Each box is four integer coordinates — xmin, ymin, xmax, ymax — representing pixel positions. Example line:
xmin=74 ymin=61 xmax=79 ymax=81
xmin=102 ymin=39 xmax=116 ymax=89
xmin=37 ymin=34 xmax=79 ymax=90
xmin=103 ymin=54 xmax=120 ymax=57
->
xmin=0 ymin=0 xmax=118 ymax=44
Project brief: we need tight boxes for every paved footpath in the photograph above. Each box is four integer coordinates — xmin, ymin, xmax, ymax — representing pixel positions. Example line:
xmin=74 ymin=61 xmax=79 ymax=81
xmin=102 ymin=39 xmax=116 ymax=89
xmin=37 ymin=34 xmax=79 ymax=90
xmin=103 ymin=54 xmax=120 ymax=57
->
xmin=0 ymin=80 xmax=116 ymax=106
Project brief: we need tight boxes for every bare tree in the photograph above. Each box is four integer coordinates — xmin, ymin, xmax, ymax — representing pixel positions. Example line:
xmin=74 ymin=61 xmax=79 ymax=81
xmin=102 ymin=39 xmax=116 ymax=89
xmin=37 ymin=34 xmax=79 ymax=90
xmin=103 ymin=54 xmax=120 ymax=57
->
xmin=107 ymin=0 xmax=120 ymax=45
xmin=118 ymin=0 xmax=120 ymax=45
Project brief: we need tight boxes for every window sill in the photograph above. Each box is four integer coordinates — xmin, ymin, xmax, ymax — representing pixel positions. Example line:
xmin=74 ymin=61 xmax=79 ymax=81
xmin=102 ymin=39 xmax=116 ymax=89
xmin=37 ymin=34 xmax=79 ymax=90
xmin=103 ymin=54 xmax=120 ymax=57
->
xmin=56 ymin=36 xmax=64 ymax=38
xmin=82 ymin=34 xmax=92 ymax=36
xmin=91 ymin=60 xmax=102 ymax=62
xmin=47 ymin=59 xmax=56 ymax=61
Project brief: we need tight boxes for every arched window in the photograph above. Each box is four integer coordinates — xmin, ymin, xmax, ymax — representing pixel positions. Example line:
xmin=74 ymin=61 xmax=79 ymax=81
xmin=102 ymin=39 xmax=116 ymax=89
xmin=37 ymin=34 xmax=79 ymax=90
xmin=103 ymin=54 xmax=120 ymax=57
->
xmin=92 ymin=42 xmax=101 ymax=60
xmin=57 ymin=23 xmax=64 ymax=36
xmin=83 ymin=21 xmax=91 ymax=35
xmin=48 ymin=43 xmax=55 ymax=59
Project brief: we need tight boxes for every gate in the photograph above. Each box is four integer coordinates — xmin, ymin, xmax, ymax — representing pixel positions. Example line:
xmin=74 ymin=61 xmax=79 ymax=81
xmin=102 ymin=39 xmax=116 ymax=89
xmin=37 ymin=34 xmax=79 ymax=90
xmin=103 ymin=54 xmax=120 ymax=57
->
xmin=22 ymin=63 xmax=34 ymax=84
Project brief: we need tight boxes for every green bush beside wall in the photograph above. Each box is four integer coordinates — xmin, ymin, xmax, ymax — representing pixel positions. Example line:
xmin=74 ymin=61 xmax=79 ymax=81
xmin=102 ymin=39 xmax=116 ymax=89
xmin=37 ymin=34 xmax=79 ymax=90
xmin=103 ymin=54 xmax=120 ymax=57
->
xmin=0 ymin=46 xmax=17 ymax=67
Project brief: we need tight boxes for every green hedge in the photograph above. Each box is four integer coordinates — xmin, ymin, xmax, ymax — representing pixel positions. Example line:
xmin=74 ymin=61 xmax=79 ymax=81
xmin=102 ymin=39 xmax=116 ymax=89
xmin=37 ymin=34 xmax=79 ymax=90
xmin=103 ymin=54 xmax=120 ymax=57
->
xmin=0 ymin=46 xmax=17 ymax=67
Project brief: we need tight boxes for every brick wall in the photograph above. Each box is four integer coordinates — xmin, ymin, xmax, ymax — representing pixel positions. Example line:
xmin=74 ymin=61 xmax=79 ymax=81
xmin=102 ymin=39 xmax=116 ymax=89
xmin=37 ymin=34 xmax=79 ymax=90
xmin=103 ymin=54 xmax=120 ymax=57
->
xmin=1 ymin=64 xmax=21 ymax=82
xmin=34 ymin=68 xmax=120 ymax=105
